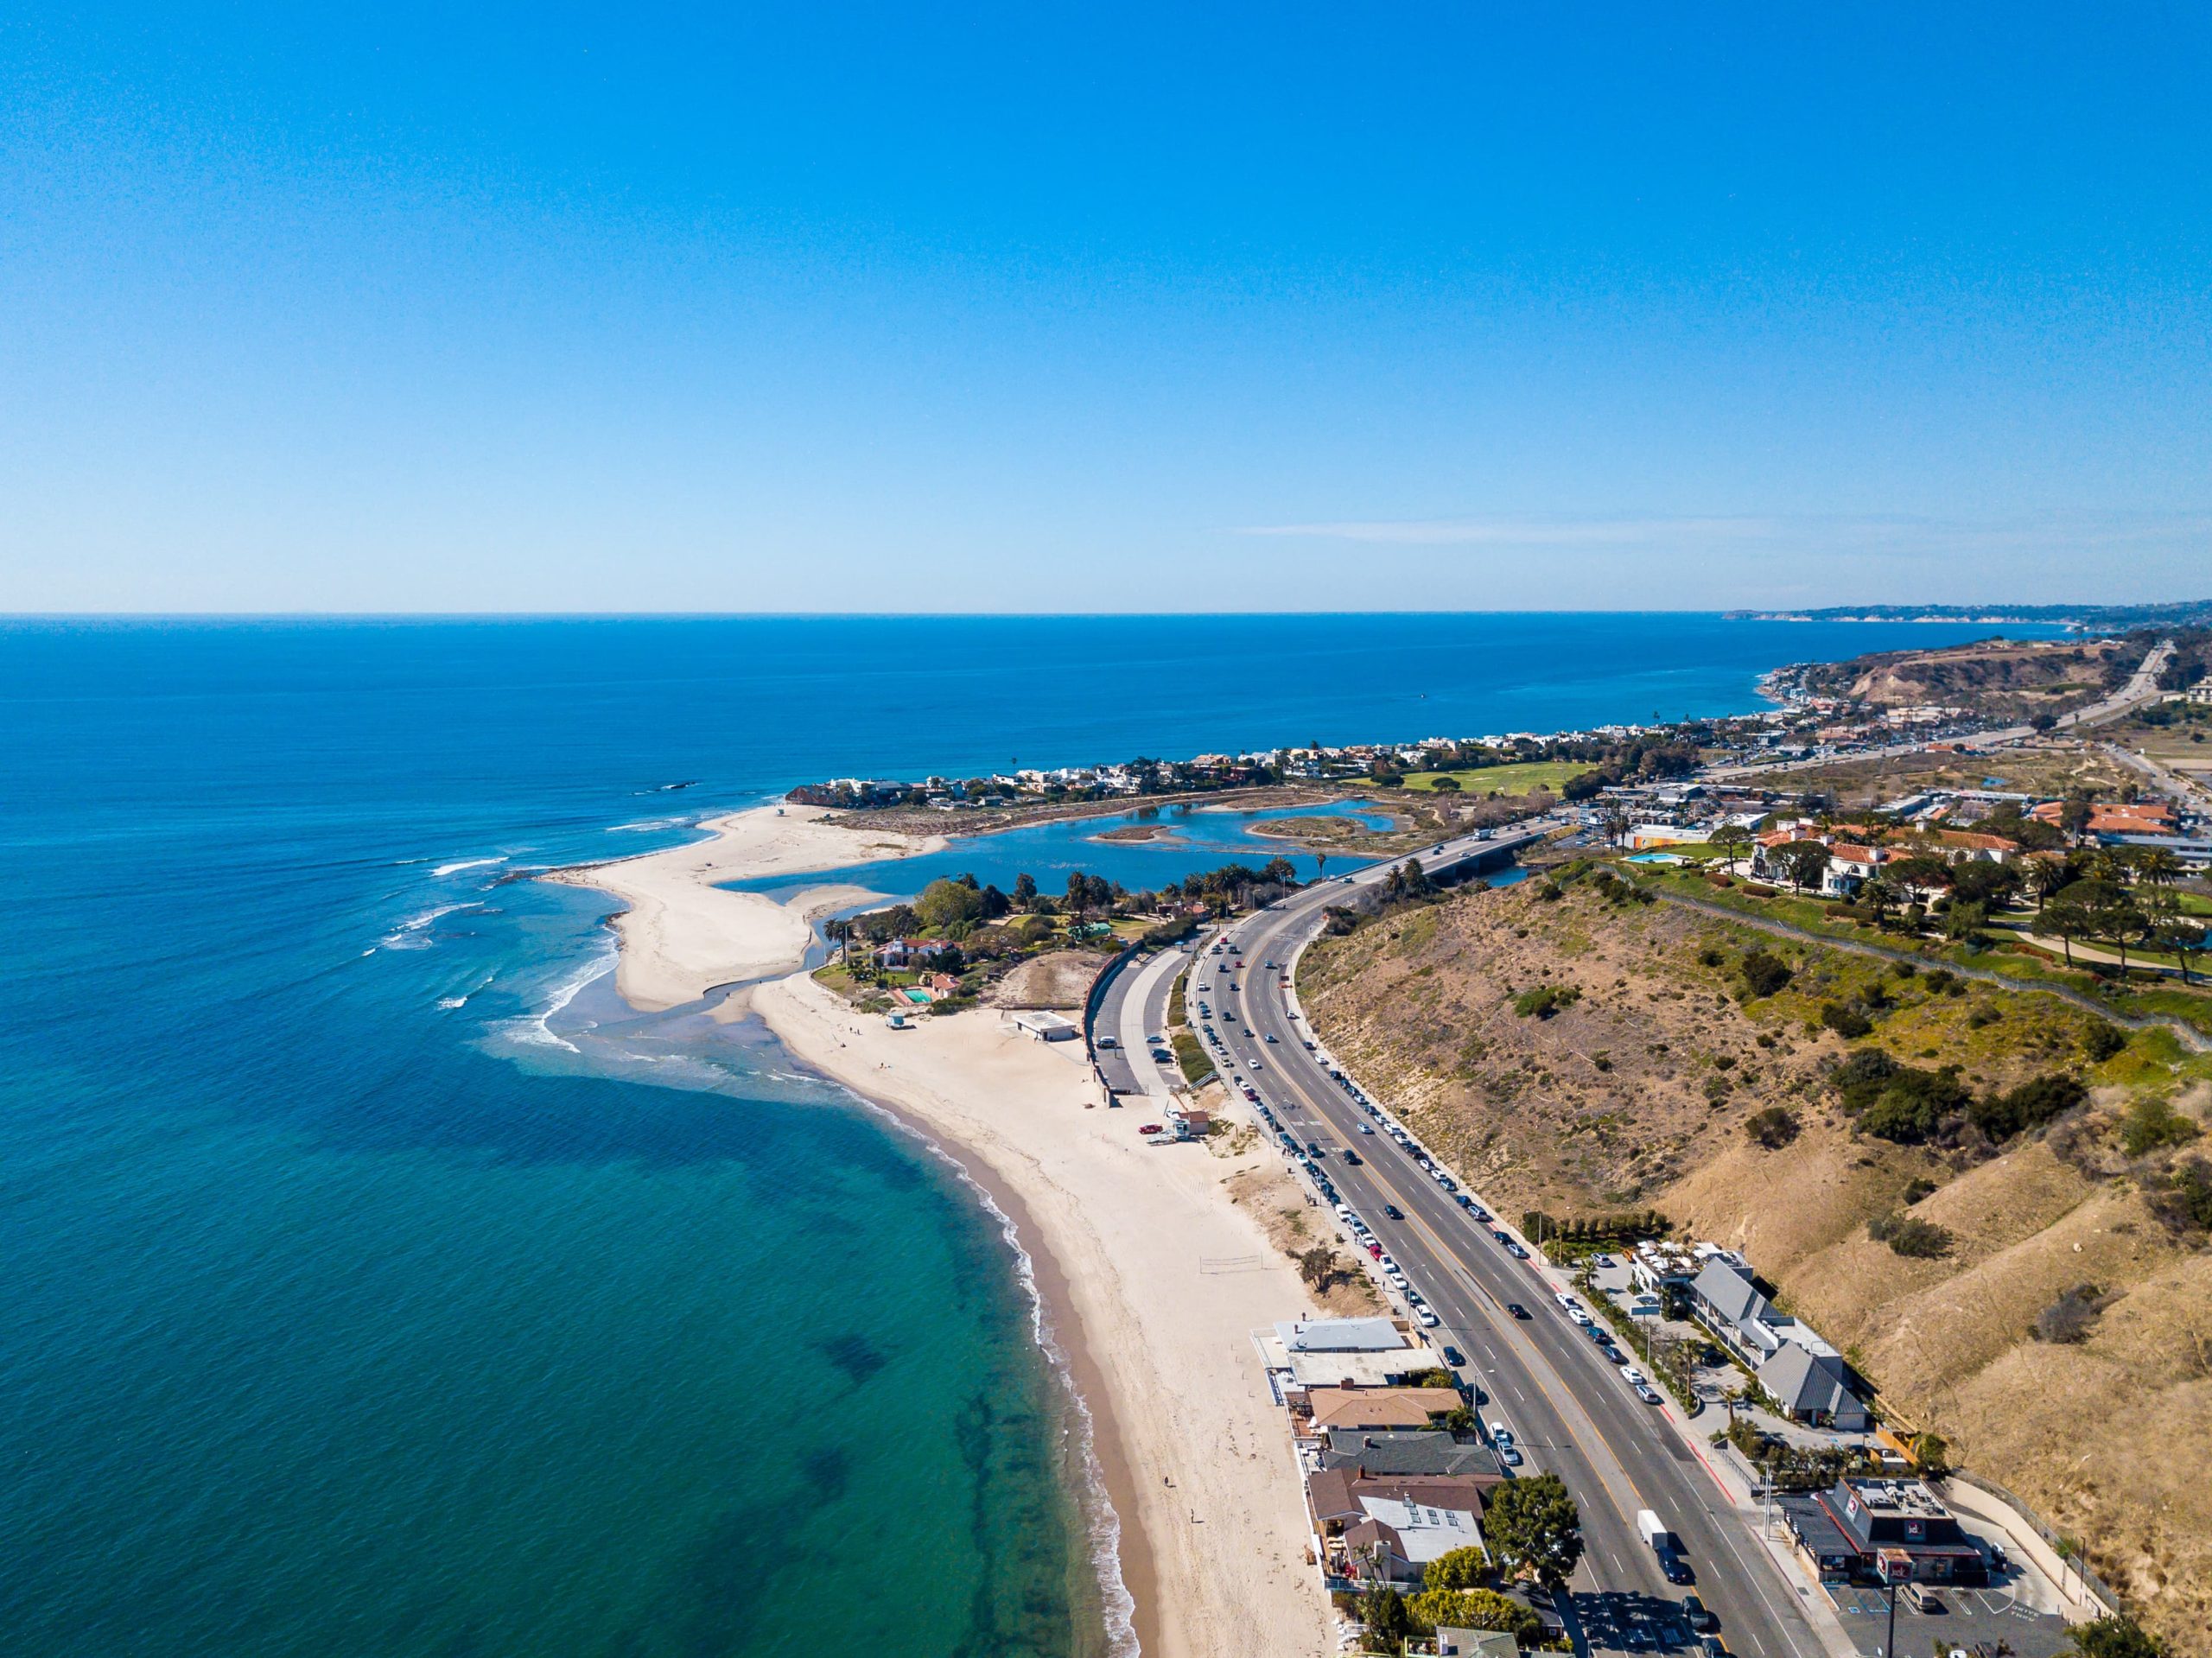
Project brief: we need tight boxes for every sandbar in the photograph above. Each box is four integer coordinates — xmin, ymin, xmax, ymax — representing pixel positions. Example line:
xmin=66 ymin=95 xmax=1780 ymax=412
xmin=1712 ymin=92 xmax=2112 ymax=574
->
xmin=545 ymin=805 xmax=946 ymax=1010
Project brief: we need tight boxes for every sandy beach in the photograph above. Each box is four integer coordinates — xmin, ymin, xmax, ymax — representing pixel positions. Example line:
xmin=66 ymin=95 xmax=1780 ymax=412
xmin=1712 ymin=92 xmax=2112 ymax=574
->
xmin=753 ymin=972 xmax=1332 ymax=1658
xmin=544 ymin=806 xmax=946 ymax=1009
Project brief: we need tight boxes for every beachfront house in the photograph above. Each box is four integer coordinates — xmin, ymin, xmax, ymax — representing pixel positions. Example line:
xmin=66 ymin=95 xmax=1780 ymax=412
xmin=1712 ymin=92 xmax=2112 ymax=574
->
xmin=1306 ymin=1469 xmax=1497 ymax=1585
xmin=1302 ymin=1386 xmax=1464 ymax=1435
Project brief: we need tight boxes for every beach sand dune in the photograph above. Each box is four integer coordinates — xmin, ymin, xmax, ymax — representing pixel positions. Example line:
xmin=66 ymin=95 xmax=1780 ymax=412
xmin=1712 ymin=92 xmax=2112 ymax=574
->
xmin=753 ymin=972 xmax=1332 ymax=1658
xmin=547 ymin=806 xmax=944 ymax=1009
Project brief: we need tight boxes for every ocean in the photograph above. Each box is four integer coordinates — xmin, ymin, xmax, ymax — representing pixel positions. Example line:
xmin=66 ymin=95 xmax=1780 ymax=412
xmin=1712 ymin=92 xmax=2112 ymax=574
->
xmin=0 ymin=613 xmax=2055 ymax=1658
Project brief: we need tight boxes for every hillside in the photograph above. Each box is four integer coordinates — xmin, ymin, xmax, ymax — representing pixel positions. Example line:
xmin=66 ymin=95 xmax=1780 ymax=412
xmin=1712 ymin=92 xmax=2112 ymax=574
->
xmin=1300 ymin=870 xmax=2212 ymax=1652
xmin=1790 ymin=635 xmax=2144 ymax=716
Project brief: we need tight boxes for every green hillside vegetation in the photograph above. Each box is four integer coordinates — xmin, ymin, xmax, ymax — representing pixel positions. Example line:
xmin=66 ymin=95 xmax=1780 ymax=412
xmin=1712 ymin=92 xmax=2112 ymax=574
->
xmin=1300 ymin=867 xmax=2212 ymax=1653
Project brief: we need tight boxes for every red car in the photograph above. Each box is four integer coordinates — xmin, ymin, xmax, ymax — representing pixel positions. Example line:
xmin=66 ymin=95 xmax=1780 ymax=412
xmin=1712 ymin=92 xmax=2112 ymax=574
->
xmin=1138 ymin=1123 xmax=1164 ymax=1136
xmin=1366 ymin=1242 xmax=1383 ymax=1259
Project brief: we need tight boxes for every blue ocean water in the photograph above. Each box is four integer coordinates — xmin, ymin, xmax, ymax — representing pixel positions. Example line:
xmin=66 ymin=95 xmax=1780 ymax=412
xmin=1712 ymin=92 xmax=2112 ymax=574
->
xmin=0 ymin=613 xmax=2056 ymax=1658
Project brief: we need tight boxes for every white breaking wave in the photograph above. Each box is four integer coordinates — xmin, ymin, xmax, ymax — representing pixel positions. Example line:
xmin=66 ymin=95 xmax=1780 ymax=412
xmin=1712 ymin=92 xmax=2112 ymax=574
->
xmin=606 ymin=815 xmax=695 ymax=834
xmin=435 ymin=995 xmax=467 ymax=1009
xmin=433 ymin=856 xmax=507 ymax=878
xmin=378 ymin=901 xmax=471 ymax=950
xmin=494 ymin=947 xmax=616 ymax=1053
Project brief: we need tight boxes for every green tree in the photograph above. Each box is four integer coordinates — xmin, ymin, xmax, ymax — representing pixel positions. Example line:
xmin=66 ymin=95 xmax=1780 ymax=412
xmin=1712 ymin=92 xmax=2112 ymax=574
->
xmin=1710 ymin=822 xmax=1752 ymax=873
xmin=1013 ymin=872 xmax=1038 ymax=909
xmin=1482 ymin=1473 xmax=1584 ymax=1587
xmin=1405 ymin=1588 xmax=1541 ymax=1642
xmin=1776 ymin=839 xmax=1832 ymax=893
xmin=1356 ymin=1583 xmax=1413 ymax=1641
xmin=1421 ymin=1545 xmax=1489 ymax=1591
xmin=914 ymin=878 xmax=984 ymax=933
xmin=2041 ymin=896 xmax=2094 ymax=967
xmin=1431 ymin=774 xmax=1462 ymax=792
xmin=2154 ymin=914 xmax=2208 ymax=984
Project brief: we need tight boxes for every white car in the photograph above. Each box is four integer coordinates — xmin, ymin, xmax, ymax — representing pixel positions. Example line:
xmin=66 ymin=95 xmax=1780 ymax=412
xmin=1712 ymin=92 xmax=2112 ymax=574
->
xmin=1416 ymin=1307 xmax=1441 ymax=1328
xmin=1496 ymin=1442 xmax=1524 ymax=1466
xmin=1567 ymin=1310 xmax=1592 ymax=1326
xmin=1618 ymin=1364 xmax=1648 ymax=1385
xmin=1487 ymin=1422 xmax=1513 ymax=1445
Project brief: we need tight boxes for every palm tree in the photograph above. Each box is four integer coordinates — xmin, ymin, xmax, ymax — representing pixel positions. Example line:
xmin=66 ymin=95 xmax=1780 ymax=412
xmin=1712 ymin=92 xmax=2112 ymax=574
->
xmin=2137 ymin=847 xmax=2183 ymax=890
xmin=1862 ymin=877 xmax=1904 ymax=929
xmin=2030 ymin=858 xmax=2073 ymax=912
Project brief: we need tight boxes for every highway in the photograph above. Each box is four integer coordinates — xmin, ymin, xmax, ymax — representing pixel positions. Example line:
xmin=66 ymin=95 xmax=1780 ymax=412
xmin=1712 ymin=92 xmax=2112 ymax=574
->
xmin=1190 ymin=823 xmax=1835 ymax=1658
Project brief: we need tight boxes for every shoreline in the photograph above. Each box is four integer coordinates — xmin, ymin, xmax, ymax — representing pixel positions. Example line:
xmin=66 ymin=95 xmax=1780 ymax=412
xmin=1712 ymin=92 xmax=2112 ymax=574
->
xmin=753 ymin=971 xmax=1331 ymax=1658
xmin=551 ymin=797 xmax=1337 ymax=1655
xmin=816 ymin=1064 xmax=1157 ymax=1658
xmin=542 ymin=805 xmax=946 ymax=1008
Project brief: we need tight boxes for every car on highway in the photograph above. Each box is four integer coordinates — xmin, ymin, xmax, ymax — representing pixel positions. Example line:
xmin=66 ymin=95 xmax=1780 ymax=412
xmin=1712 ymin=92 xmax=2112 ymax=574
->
xmin=1467 ymin=1205 xmax=1490 ymax=1223
xmin=1341 ymin=1150 xmax=1360 ymax=1165
xmin=1681 ymin=1597 xmax=1714 ymax=1632
xmin=1442 ymin=1345 xmax=1465 ymax=1366
xmin=1365 ymin=1242 xmax=1382 ymax=1260
xmin=1505 ymin=1242 xmax=1529 ymax=1260
xmin=1495 ymin=1441 xmax=1522 ymax=1466
xmin=1382 ymin=1204 xmax=1403 ymax=1220
xmin=1486 ymin=1421 xmax=1512 ymax=1445
xmin=1263 ymin=1032 xmax=1278 ymax=1043
xmin=1358 ymin=1123 xmax=1374 ymax=1134
xmin=1096 ymin=1036 xmax=1118 ymax=1049
xmin=1491 ymin=1229 xmax=1512 ymax=1245
xmin=1618 ymin=1365 xmax=1648 ymax=1384
xmin=1504 ymin=1303 xmax=1529 ymax=1319
xmin=1416 ymin=1307 xmax=1440 ymax=1328
xmin=1636 ymin=1385 xmax=1664 ymax=1406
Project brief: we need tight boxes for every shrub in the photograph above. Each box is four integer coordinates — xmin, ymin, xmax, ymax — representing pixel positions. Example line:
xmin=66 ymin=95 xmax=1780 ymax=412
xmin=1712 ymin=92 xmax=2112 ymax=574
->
xmin=2083 ymin=1022 xmax=2129 ymax=1063
xmin=1966 ymin=1005 xmax=2002 ymax=1029
xmin=1971 ymin=1073 xmax=2088 ymax=1140
xmin=1869 ymin=1211 xmax=1952 ymax=1258
xmin=1745 ymin=1107 xmax=1800 ymax=1149
xmin=1923 ymin=968 xmax=1955 ymax=994
xmin=1698 ymin=945 xmax=1726 ymax=967
xmin=1513 ymin=983 xmax=1581 ymax=1019
xmin=2035 ymin=1285 xmax=2103 ymax=1344
xmin=1820 ymin=1001 xmax=1874 ymax=1039
xmin=2120 ymin=1096 xmax=2202 ymax=1157
xmin=1904 ymin=1177 xmax=1938 ymax=1204
xmin=2149 ymin=1159 xmax=2212 ymax=1235
xmin=1739 ymin=950 xmax=1794 ymax=999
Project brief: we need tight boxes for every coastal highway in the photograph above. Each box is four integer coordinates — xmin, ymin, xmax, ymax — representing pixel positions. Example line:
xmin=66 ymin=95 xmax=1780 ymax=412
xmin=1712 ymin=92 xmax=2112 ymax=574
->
xmin=1196 ymin=828 xmax=1834 ymax=1658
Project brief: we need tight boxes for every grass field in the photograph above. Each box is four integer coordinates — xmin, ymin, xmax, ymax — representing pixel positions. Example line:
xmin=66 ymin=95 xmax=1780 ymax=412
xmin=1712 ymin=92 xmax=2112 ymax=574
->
xmin=1401 ymin=759 xmax=1586 ymax=796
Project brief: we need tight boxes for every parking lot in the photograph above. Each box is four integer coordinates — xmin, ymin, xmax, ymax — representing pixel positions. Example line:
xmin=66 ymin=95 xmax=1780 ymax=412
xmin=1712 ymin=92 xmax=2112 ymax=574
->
xmin=1827 ymin=1579 xmax=2074 ymax=1658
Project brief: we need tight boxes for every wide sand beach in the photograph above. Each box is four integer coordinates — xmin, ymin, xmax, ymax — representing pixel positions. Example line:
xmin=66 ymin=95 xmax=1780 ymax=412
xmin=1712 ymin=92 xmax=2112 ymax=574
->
xmin=553 ymin=804 xmax=1332 ymax=1658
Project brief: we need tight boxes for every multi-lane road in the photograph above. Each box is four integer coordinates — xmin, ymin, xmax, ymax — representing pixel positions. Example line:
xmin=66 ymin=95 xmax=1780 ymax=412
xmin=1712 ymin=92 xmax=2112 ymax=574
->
xmin=1173 ymin=825 xmax=1839 ymax=1658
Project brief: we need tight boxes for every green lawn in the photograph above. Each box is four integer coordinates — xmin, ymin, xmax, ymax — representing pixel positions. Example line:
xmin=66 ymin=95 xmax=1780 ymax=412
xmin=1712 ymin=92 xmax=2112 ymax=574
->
xmin=1401 ymin=759 xmax=1587 ymax=796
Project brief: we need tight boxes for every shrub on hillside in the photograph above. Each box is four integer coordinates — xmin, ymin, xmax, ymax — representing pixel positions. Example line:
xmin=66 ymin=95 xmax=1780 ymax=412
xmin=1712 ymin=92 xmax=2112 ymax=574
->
xmin=2082 ymin=1021 xmax=2129 ymax=1063
xmin=1512 ymin=983 xmax=1581 ymax=1020
xmin=1971 ymin=1073 xmax=2088 ymax=1140
xmin=1820 ymin=1001 xmax=1875 ymax=1039
xmin=1869 ymin=1210 xmax=1953 ymax=1258
xmin=1738 ymin=950 xmax=1794 ymax=1000
xmin=2149 ymin=1159 xmax=2212 ymax=1235
xmin=1834 ymin=1051 xmax=1972 ymax=1144
xmin=1744 ymin=1106 xmax=1801 ymax=1149
xmin=2120 ymin=1096 xmax=2201 ymax=1157
xmin=2035 ymin=1285 xmax=2103 ymax=1344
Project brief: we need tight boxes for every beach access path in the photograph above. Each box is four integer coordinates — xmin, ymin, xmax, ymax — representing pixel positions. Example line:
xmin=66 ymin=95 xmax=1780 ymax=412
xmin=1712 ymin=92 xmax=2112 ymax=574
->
xmin=753 ymin=972 xmax=1332 ymax=1658
xmin=544 ymin=805 xmax=944 ymax=1009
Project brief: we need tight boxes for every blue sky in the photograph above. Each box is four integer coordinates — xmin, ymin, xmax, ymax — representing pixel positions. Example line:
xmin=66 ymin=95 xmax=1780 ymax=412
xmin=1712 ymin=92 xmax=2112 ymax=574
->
xmin=3 ymin=3 xmax=2207 ymax=612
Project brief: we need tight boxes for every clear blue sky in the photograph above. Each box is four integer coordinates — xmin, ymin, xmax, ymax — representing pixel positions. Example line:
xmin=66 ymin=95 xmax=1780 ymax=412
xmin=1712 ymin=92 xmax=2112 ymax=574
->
xmin=3 ymin=3 xmax=2207 ymax=612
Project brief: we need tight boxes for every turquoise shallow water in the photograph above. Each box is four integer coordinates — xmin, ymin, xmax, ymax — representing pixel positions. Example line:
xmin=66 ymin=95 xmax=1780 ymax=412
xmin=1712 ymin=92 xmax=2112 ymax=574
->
xmin=0 ymin=613 xmax=2056 ymax=1658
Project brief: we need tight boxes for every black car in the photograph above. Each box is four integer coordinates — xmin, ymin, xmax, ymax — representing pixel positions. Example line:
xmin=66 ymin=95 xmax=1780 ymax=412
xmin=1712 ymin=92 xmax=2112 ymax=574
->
xmin=1382 ymin=1204 xmax=1404 ymax=1220
xmin=1504 ymin=1302 xmax=1530 ymax=1319
xmin=1342 ymin=1150 xmax=1361 ymax=1166
xmin=1442 ymin=1345 xmax=1465 ymax=1366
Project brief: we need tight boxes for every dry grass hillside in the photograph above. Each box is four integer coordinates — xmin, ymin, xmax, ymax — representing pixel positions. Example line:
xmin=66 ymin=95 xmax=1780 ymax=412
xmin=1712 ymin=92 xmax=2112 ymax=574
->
xmin=1300 ymin=870 xmax=2212 ymax=1653
xmin=1796 ymin=636 xmax=2133 ymax=717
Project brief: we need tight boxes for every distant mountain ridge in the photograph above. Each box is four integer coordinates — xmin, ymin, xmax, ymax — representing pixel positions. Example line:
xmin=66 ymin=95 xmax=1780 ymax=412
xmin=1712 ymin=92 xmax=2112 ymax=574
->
xmin=1726 ymin=600 xmax=2212 ymax=631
